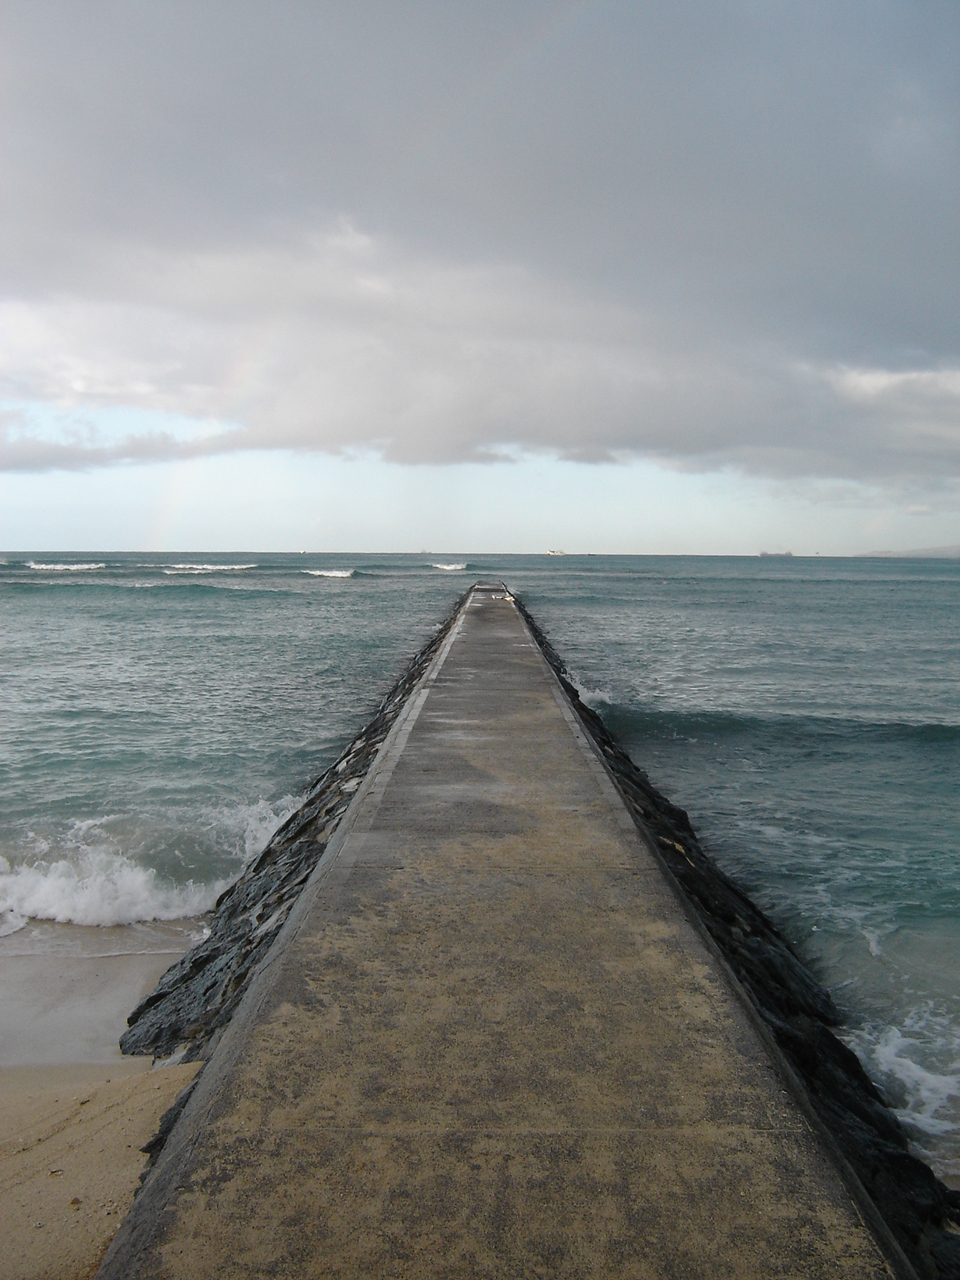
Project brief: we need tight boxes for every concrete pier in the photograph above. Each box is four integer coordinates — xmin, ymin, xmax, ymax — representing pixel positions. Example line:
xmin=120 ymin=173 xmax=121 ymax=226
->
xmin=100 ymin=585 xmax=898 ymax=1278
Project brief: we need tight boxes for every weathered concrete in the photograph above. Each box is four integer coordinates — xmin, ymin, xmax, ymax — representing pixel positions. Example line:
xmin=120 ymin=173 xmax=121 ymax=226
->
xmin=99 ymin=586 xmax=900 ymax=1278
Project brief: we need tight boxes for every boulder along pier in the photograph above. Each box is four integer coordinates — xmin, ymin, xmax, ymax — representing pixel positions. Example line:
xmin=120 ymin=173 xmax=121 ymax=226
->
xmin=100 ymin=584 xmax=960 ymax=1279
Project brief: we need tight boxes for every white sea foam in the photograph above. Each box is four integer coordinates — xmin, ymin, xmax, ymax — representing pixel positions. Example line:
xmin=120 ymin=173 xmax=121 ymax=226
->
xmin=579 ymin=682 xmax=616 ymax=707
xmin=26 ymin=561 xmax=106 ymax=572
xmin=162 ymin=563 xmax=256 ymax=575
xmin=0 ymin=792 xmax=303 ymax=932
xmin=0 ymin=850 xmax=221 ymax=930
xmin=432 ymin=562 xmax=466 ymax=571
xmin=210 ymin=793 xmax=302 ymax=865
xmin=0 ymin=909 xmax=26 ymax=937
xmin=0 ymin=854 xmax=23 ymax=935
xmin=848 ymin=1010 xmax=960 ymax=1143
xmin=864 ymin=929 xmax=885 ymax=957
xmin=302 ymin=569 xmax=355 ymax=578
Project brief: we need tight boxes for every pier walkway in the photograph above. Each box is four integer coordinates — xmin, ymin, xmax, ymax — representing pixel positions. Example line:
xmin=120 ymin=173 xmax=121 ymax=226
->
xmin=101 ymin=586 xmax=896 ymax=1278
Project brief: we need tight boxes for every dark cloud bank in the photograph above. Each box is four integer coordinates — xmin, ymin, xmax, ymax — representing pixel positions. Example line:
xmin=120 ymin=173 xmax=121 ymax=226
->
xmin=0 ymin=1 xmax=957 ymax=488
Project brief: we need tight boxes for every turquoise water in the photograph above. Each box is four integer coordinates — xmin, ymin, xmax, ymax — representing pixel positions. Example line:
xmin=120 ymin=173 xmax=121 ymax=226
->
xmin=1 ymin=553 xmax=958 ymax=1179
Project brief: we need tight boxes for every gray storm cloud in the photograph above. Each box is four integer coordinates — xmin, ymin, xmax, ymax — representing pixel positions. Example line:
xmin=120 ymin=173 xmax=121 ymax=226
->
xmin=0 ymin=2 xmax=957 ymax=484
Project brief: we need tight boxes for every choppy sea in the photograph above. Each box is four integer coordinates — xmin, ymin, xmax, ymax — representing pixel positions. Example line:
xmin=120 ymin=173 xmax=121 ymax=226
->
xmin=1 ymin=553 xmax=958 ymax=1181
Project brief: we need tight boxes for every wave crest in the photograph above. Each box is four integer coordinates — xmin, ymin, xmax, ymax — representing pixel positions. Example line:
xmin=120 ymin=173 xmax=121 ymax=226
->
xmin=302 ymin=568 xmax=355 ymax=578
xmin=26 ymin=561 xmax=106 ymax=572
xmin=162 ymin=563 xmax=256 ymax=575
xmin=0 ymin=850 xmax=221 ymax=930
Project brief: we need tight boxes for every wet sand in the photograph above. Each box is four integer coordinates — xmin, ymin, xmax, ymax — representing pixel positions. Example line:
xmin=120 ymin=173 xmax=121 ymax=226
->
xmin=0 ymin=1061 xmax=200 ymax=1280
xmin=0 ymin=921 xmax=200 ymax=1280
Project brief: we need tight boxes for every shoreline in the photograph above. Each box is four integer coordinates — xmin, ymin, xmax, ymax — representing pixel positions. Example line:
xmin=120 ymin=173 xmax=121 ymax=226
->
xmin=0 ymin=921 xmax=202 ymax=1280
xmin=96 ymin=585 xmax=960 ymax=1277
xmin=97 ymin=583 xmax=918 ymax=1278
xmin=0 ymin=596 xmax=470 ymax=1280
xmin=4 ymin=585 xmax=958 ymax=1277
xmin=0 ymin=921 xmax=204 ymax=1067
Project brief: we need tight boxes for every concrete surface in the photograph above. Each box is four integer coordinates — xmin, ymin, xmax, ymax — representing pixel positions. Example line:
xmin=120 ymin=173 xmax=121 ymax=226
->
xmin=98 ymin=585 xmax=897 ymax=1278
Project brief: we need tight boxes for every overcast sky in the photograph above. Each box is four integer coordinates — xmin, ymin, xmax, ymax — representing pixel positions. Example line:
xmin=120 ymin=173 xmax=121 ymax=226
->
xmin=1 ymin=1 xmax=958 ymax=552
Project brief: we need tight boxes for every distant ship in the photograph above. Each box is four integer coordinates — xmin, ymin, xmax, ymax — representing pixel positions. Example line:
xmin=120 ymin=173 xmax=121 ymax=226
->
xmin=759 ymin=550 xmax=793 ymax=557
xmin=547 ymin=549 xmax=565 ymax=556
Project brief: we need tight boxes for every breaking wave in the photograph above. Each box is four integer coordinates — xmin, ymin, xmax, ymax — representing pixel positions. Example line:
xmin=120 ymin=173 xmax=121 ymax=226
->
xmin=0 ymin=850 xmax=221 ymax=932
xmin=0 ymin=795 xmax=301 ymax=933
xmin=162 ymin=563 xmax=256 ymax=575
xmin=26 ymin=561 xmax=106 ymax=572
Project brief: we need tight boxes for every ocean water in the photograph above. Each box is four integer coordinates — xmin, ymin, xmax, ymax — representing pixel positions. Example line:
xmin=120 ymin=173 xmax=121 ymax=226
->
xmin=1 ymin=553 xmax=958 ymax=1181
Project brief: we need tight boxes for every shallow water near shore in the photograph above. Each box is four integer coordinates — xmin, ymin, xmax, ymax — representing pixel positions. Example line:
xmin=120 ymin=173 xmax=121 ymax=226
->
xmin=2 ymin=552 xmax=958 ymax=1181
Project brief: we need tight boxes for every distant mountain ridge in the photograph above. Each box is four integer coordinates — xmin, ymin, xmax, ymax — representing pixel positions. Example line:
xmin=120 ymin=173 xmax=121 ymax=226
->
xmin=869 ymin=545 xmax=960 ymax=558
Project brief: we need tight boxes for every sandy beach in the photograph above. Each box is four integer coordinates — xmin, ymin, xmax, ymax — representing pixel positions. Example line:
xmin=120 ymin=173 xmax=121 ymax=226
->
xmin=0 ymin=921 xmax=201 ymax=1280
